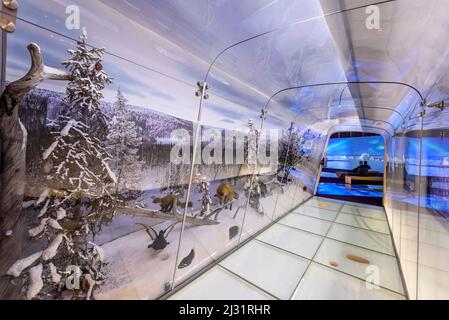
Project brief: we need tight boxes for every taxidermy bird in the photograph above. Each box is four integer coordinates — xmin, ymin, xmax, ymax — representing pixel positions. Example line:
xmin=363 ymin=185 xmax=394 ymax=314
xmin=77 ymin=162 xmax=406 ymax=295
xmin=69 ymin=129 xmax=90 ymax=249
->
xmin=136 ymin=221 xmax=180 ymax=251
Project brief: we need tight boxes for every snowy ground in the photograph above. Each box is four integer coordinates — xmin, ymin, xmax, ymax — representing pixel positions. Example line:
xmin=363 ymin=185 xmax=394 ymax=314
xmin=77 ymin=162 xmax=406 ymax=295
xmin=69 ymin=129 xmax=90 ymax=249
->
xmin=94 ymin=179 xmax=307 ymax=300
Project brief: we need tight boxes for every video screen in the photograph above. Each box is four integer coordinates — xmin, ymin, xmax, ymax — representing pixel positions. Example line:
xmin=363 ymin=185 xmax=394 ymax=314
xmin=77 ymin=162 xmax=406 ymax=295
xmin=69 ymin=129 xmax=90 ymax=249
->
xmin=325 ymin=135 xmax=385 ymax=172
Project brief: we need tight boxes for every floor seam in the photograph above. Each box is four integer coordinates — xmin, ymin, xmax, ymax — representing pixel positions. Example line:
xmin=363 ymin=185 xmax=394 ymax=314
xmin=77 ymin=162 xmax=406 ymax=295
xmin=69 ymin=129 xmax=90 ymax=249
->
xmin=292 ymin=211 xmax=390 ymax=235
xmin=288 ymin=199 xmax=342 ymax=299
xmin=169 ymin=197 xmax=405 ymax=300
xmin=253 ymin=237 xmax=405 ymax=296
xmin=276 ymin=220 xmax=396 ymax=257
xmin=217 ymin=265 xmax=281 ymax=300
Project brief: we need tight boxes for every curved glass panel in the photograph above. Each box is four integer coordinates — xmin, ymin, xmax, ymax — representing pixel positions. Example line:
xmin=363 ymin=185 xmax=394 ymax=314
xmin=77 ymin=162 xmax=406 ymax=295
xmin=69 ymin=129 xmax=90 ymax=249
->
xmin=7 ymin=17 xmax=200 ymax=300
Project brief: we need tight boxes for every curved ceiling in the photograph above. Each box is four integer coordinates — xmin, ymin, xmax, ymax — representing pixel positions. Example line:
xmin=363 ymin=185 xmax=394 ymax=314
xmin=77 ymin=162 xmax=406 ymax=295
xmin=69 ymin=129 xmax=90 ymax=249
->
xmin=11 ymin=0 xmax=449 ymax=135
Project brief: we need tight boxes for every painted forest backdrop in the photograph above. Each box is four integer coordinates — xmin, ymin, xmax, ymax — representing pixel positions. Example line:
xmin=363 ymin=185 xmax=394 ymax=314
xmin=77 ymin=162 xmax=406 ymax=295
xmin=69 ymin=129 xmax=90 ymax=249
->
xmin=1 ymin=28 xmax=324 ymax=300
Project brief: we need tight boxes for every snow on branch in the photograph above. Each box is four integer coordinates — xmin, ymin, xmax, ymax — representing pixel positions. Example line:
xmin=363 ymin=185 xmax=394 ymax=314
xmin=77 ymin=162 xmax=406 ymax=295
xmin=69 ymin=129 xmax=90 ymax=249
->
xmin=26 ymin=264 xmax=43 ymax=300
xmin=6 ymin=251 xmax=43 ymax=278
xmin=1 ymin=43 xmax=71 ymax=116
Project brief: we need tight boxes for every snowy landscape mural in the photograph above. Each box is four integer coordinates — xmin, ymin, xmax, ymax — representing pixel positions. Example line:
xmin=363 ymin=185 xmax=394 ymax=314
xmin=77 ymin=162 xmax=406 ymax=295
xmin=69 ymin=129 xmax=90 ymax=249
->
xmin=0 ymin=0 xmax=347 ymax=300
xmin=0 ymin=21 xmax=323 ymax=299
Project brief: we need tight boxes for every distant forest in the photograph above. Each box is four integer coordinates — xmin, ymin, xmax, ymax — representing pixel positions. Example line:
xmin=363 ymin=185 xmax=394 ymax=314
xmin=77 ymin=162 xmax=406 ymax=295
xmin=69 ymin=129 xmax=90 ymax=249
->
xmin=19 ymin=87 xmax=194 ymax=176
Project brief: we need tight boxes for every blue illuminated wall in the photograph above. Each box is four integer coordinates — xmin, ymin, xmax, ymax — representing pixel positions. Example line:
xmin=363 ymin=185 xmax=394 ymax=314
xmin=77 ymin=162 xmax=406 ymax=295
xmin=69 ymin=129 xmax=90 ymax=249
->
xmin=325 ymin=135 xmax=385 ymax=172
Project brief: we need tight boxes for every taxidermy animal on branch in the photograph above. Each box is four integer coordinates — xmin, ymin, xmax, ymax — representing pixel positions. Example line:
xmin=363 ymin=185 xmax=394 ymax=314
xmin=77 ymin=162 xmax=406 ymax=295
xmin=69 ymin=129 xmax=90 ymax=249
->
xmin=152 ymin=193 xmax=192 ymax=214
xmin=215 ymin=183 xmax=239 ymax=210
xmin=136 ymin=221 xmax=180 ymax=251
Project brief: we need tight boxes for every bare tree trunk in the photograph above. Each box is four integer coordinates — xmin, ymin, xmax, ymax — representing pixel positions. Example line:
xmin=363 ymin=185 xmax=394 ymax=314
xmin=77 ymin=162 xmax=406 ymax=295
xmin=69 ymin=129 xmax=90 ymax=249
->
xmin=0 ymin=43 xmax=70 ymax=299
xmin=0 ymin=96 xmax=26 ymax=299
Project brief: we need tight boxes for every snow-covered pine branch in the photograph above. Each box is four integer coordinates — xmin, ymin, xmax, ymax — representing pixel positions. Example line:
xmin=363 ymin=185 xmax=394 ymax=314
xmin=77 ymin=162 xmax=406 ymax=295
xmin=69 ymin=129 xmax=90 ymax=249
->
xmin=62 ymin=29 xmax=112 ymax=138
xmin=9 ymin=31 xmax=116 ymax=300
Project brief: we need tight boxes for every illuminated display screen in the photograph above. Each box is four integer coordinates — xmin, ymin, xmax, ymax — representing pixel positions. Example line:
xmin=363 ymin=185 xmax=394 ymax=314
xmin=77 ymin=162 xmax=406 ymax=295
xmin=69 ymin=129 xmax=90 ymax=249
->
xmin=325 ymin=136 xmax=385 ymax=172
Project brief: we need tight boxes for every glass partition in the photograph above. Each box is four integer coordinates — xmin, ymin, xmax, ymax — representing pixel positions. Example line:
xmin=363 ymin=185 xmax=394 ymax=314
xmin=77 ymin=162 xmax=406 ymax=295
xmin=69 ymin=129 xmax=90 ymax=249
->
xmin=382 ymin=43 xmax=449 ymax=298
xmin=7 ymin=17 xmax=201 ymax=300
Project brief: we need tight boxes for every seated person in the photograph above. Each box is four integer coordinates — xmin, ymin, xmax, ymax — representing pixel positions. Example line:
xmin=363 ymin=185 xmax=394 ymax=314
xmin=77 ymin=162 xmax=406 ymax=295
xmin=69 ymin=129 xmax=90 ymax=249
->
xmin=352 ymin=161 xmax=364 ymax=174
xmin=337 ymin=161 xmax=373 ymax=179
xmin=356 ymin=161 xmax=372 ymax=176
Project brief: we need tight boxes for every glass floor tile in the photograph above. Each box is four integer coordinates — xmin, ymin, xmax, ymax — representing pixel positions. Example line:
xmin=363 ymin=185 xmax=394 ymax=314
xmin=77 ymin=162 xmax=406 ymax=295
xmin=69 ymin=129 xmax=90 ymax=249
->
xmin=327 ymin=223 xmax=395 ymax=256
xmin=304 ymin=197 xmax=344 ymax=211
xmin=219 ymin=241 xmax=309 ymax=299
xmin=256 ymin=224 xmax=323 ymax=259
xmin=292 ymin=205 xmax=339 ymax=222
xmin=168 ymin=266 xmax=274 ymax=300
xmin=335 ymin=212 xmax=390 ymax=234
xmin=292 ymin=263 xmax=405 ymax=300
xmin=313 ymin=238 xmax=405 ymax=294
xmin=167 ymin=197 xmax=407 ymax=300
xmin=278 ymin=214 xmax=333 ymax=236
xmin=340 ymin=204 xmax=386 ymax=220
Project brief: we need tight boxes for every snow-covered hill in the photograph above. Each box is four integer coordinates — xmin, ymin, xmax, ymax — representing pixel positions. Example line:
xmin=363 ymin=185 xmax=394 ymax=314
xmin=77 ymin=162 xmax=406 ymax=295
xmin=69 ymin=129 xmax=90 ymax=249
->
xmin=19 ymin=87 xmax=193 ymax=141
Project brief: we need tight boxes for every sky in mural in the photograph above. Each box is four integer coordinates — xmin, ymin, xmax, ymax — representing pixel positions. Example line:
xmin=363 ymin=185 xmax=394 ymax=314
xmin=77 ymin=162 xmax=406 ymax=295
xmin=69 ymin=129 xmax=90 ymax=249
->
xmin=6 ymin=0 xmax=353 ymax=131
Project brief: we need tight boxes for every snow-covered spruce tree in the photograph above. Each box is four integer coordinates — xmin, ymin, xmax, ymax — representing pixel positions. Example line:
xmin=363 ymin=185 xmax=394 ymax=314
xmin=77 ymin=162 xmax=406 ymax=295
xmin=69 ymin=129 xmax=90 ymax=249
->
xmin=7 ymin=30 xmax=115 ymax=300
xmin=106 ymin=89 xmax=144 ymax=202
xmin=277 ymin=125 xmax=302 ymax=182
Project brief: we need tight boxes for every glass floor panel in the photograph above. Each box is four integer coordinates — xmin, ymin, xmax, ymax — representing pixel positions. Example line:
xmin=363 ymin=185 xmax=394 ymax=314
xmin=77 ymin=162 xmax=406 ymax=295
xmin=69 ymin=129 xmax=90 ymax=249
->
xmin=168 ymin=197 xmax=406 ymax=300
xmin=292 ymin=205 xmax=339 ymax=221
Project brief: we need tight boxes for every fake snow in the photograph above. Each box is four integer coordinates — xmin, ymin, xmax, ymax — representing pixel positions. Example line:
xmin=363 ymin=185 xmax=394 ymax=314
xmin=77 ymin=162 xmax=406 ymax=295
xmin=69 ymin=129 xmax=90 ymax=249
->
xmin=60 ymin=119 xmax=75 ymax=136
xmin=48 ymin=262 xmax=61 ymax=284
xmin=6 ymin=251 xmax=42 ymax=278
xmin=19 ymin=120 xmax=28 ymax=151
xmin=103 ymin=160 xmax=117 ymax=184
xmin=27 ymin=264 xmax=43 ymax=300
xmin=29 ymin=218 xmax=48 ymax=238
xmin=42 ymin=234 xmax=64 ymax=261
xmin=43 ymin=141 xmax=59 ymax=160
xmin=36 ymin=189 xmax=49 ymax=205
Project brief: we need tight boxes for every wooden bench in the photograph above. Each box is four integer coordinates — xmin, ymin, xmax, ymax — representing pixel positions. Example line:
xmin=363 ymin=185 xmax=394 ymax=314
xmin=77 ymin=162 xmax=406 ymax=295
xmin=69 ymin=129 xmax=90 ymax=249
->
xmin=345 ymin=175 xmax=384 ymax=185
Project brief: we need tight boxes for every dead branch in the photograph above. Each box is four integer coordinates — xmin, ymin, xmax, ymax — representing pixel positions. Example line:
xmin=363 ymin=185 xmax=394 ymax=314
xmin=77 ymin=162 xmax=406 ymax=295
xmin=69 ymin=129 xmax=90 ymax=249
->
xmin=1 ymin=43 xmax=71 ymax=115
xmin=117 ymin=206 xmax=220 ymax=226
xmin=204 ymin=198 xmax=238 ymax=221
xmin=0 ymin=43 xmax=70 ymax=299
